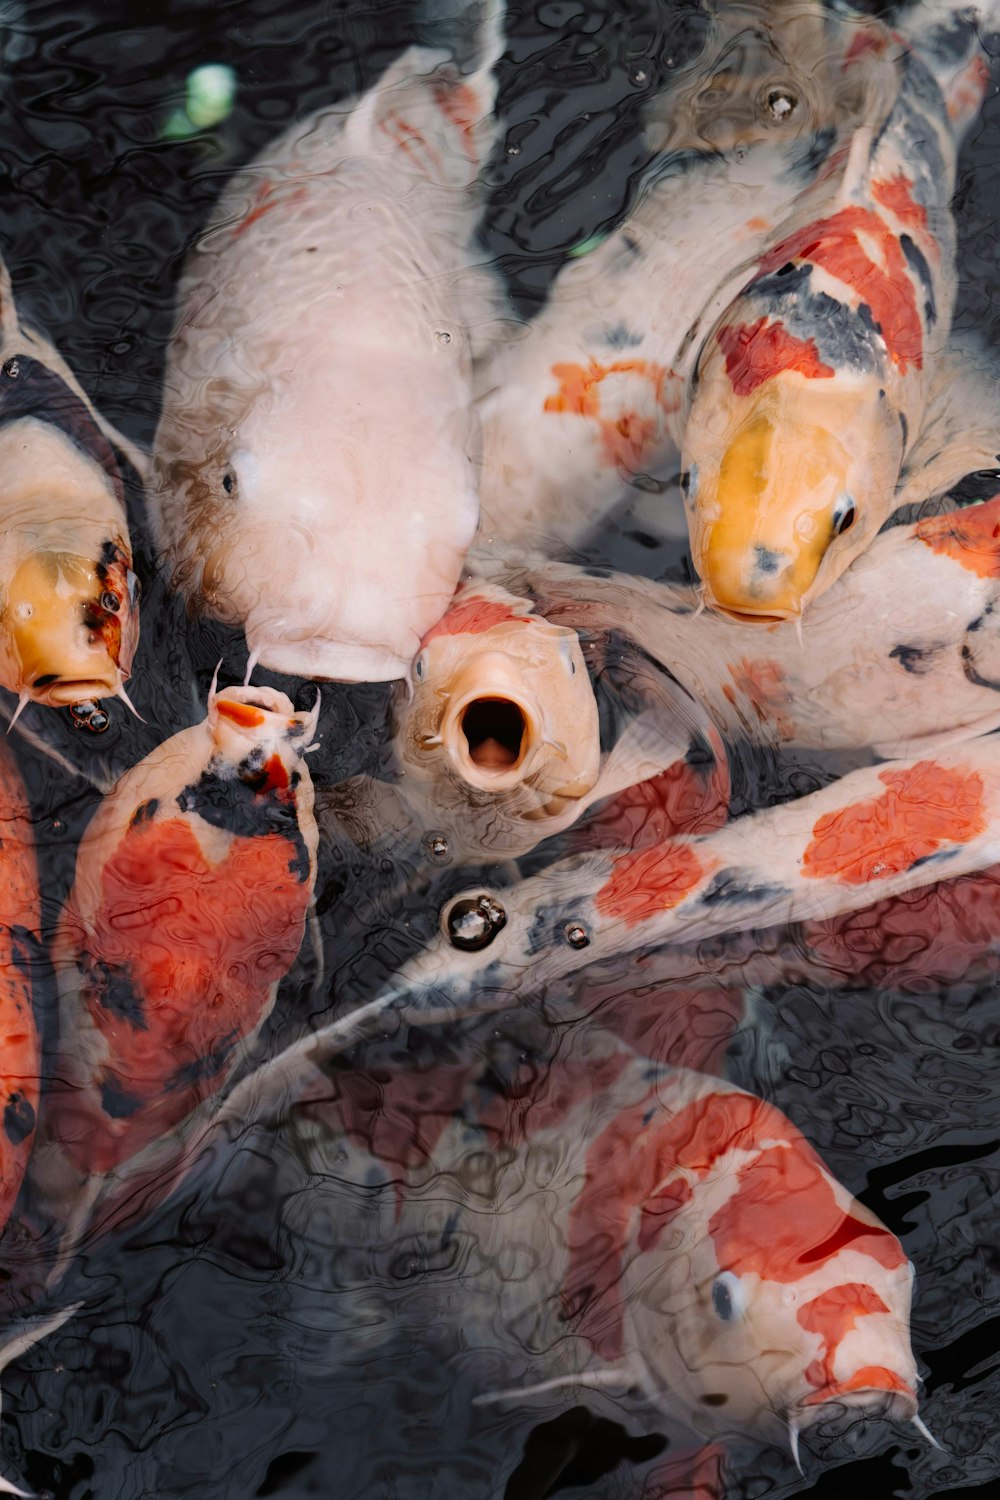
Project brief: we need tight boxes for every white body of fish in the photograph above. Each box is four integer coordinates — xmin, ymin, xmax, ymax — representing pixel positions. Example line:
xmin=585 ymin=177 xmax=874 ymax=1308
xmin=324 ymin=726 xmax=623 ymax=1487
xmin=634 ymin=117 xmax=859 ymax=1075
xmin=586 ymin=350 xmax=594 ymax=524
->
xmin=151 ymin=22 xmax=505 ymax=683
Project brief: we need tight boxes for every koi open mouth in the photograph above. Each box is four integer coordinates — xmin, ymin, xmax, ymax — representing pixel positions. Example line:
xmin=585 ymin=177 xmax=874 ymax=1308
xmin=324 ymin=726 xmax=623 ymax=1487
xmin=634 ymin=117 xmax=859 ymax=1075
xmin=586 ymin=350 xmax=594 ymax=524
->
xmin=798 ymin=1365 xmax=917 ymax=1413
xmin=459 ymin=696 xmax=529 ymax=773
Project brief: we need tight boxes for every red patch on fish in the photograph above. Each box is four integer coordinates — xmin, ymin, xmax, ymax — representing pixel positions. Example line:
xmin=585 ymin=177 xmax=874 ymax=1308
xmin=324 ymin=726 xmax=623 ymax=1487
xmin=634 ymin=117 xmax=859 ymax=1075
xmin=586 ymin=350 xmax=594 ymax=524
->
xmin=843 ymin=26 xmax=890 ymax=67
xmin=431 ymin=81 xmax=481 ymax=163
xmin=709 ymin=1145 xmax=906 ymax=1283
xmin=582 ymin=975 xmax=746 ymax=1076
xmin=798 ymin=1282 xmax=892 ymax=1395
xmin=565 ymin=1089 xmax=798 ymax=1356
xmin=52 ymin=815 xmax=311 ymax=1174
xmin=758 ymin=206 xmax=924 ymax=372
xmin=594 ymin=841 xmax=709 ymax=926
xmin=578 ymin=729 xmax=730 ymax=852
xmin=419 ymin=596 xmax=524 ymax=647
xmin=802 ymin=1364 xmax=913 ymax=1405
xmin=914 ymin=496 xmax=1000 ymax=577
xmin=232 ymin=179 xmax=309 ymax=239
xmin=216 ymin=699 xmax=267 ymax=729
xmin=947 ymin=53 xmax=991 ymax=127
xmin=727 ymin=657 xmax=795 ymax=739
xmin=871 ymin=175 xmax=929 ymax=236
xmin=802 ymin=761 xmax=987 ymax=885
xmin=717 ymin=319 xmax=835 ymax=395
xmin=545 ymin=359 xmax=680 ymax=471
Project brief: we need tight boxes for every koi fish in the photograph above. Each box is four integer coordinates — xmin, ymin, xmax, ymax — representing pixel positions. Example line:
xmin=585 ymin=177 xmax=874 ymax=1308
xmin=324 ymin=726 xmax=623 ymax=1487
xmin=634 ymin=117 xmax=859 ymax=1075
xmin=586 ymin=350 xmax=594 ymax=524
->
xmin=220 ymin=1018 xmax=926 ymax=1488
xmin=474 ymin=0 xmax=893 ymax=558
xmin=0 ymin=258 xmax=142 ymax=721
xmin=31 ymin=682 xmax=319 ymax=1248
xmin=505 ymin=486 xmax=1000 ymax=762
xmin=683 ymin=0 xmax=999 ymax=620
xmin=149 ymin=3 xmax=506 ymax=684
xmin=392 ymin=580 xmax=727 ymax=858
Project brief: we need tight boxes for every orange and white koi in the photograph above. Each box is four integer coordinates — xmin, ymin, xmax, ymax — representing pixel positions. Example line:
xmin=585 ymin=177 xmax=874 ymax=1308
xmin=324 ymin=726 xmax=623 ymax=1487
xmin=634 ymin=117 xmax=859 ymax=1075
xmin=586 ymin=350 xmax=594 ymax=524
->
xmin=150 ymin=4 xmax=506 ymax=684
xmin=0 ymin=738 xmax=40 ymax=1240
xmin=474 ymin=0 xmax=893 ymax=558
xmin=684 ymin=0 xmax=999 ymax=620
xmin=225 ymin=1020 xmax=926 ymax=1482
xmin=32 ymin=683 xmax=319 ymax=1242
xmin=0 ymin=258 xmax=142 ymax=723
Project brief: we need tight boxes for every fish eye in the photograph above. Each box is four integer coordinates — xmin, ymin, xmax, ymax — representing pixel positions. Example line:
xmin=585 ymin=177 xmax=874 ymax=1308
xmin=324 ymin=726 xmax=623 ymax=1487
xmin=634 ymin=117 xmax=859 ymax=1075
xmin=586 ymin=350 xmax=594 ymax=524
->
xmin=100 ymin=590 xmax=121 ymax=613
xmin=833 ymin=497 xmax=856 ymax=536
xmin=414 ymin=652 xmax=427 ymax=681
xmin=222 ymin=470 xmax=236 ymax=495
xmin=711 ymin=1272 xmax=745 ymax=1323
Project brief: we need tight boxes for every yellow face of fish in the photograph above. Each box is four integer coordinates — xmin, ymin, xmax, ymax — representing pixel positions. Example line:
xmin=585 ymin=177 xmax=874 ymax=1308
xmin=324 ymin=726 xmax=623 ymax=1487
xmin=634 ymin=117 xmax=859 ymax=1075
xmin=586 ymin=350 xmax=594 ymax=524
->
xmin=4 ymin=548 xmax=137 ymax=705
xmin=686 ymin=381 xmax=903 ymax=621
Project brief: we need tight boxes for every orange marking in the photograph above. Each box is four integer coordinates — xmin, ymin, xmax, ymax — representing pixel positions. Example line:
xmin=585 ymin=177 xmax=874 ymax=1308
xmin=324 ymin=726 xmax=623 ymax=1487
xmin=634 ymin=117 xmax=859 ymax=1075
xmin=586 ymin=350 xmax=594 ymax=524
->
xmin=803 ymin=761 xmax=987 ymax=885
xmin=727 ymin=657 xmax=795 ymax=740
xmin=0 ymin=740 xmax=40 ymax=1230
xmin=432 ymin=80 xmax=480 ymax=163
xmin=798 ymin=1283 xmax=892 ymax=1395
xmin=802 ymin=1364 xmax=913 ymax=1406
xmin=746 ymin=216 xmax=770 ymax=232
xmin=914 ymin=496 xmax=1000 ymax=577
xmin=216 ymin=699 xmax=266 ymax=728
xmin=577 ymin=727 xmax=729 ymax=851
xmin=947 ymin=54 xmax=991 ymax=125
xmin=871 ymin=174 xmax=928 ymax=235
xmin=260 ymin=753 xmax=290 ymax=792
xmin=545 ymin=359 xmax=680 ymax=471
xmin=594 ymin=841 xmax=709 ymax=926
xmin=419 ymin=595 xmax=524 ymax=648
xmin=717 ymin=318 xmax=835 ymax=395
xmin=758 ymin=206 xmax=924 ymax=372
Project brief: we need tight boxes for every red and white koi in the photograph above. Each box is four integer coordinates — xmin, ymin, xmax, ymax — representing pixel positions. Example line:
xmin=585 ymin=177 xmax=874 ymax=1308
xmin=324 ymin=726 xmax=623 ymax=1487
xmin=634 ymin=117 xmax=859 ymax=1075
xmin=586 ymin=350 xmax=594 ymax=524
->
xmin=150 ymin=5 xmax=506 ymax=684
xmin=0 ymin=258 xmax=142 ymax=722
xmin=32 ymin=682 xmax=319 ymax=1245
xmin=684 ymin=0 xmax=999 ymax=619
xmin=474 ymin=0 xmax=893 ymax=557
xmin=228 ymin=1021 xmax=925 ymax=1481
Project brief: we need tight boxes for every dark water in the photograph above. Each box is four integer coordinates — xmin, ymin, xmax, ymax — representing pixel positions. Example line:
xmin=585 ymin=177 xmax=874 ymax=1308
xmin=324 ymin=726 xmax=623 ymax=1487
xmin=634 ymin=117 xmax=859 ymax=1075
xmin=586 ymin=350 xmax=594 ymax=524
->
xmin=0 ymin=0 xmax=998 ymax=1496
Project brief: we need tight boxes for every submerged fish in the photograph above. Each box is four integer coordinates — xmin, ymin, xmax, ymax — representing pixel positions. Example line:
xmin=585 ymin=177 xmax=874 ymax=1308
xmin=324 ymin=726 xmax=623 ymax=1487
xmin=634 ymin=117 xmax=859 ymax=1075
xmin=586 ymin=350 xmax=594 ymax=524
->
xmin=150 ymin=5 xmax=506 ymax=683
xmin=230 ymin=1021 xmax=925 ymax=1490
xmin=475 ymin=0 xmax=890 ymax=556
xmin=32 ymin=682 xmax=319 ymax=1247
xmin=684 ymin=0 xmax=997 ymax=619
xmin=0 ymin=737 xmax=40 ymax=1241
xmin=0 ymin=259 xmax=141 ymax=720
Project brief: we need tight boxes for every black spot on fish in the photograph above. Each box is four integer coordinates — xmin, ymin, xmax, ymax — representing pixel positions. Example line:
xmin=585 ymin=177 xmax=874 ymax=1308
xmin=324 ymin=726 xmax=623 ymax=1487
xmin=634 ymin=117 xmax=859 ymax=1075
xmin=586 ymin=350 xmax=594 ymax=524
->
xmin=88 ymin=956 xmax=147 ymax=1031
xmin=582 ymin=566 xmax=612 ymax=579
xmin=100 ymin=1076 xmax=143 ymax=1119
xmin=129 ymin=798 xmax=159 ymax=828
xmin=685 ymin=730 xmax=717 ymax=777
xmin=700 ymin=1393 xmax=729 ymax=1407
xmin=166 ymin=1031 xmax=240 ymax=1093
xmin=962 ymin=643 xmax=1000 ymax=693
xmin=699 ymin=870 xmax=787 ymax=907
xmin=8 ymin=926 xmax=40 ymax=982
xmin=792 ymin=124 xmax=835 ymax=177
xmin=909 ymin=847 xmax=960 ymax=872
xmin=946 ymin=470 xmax=1000 ymax=507
xmin=621 ymin=232 xmax=642 ymax=259
xmin=0 ymin=353 xmax=126 ymax=505
xmin=889 ymin=644 xmax=935 ymax=675
xmin=753 ymin=545 xmax=783 ymax=577
xmin=32 ymin=674 xmax=58 ymax=689
xmin=525 ymin=895 xmax=584 ymax=957
xmin=899 ymin=408 xmax=909 ymax=453
xmin=177 ymin=766 xmax=311 ymax=882
xmin=600 ymin=322 xmax=643 ymax=351
xmin=3 ymin=1092 xmax=34 ymax=1148
xmin=900 ymin=234 xmax=937 ymax=327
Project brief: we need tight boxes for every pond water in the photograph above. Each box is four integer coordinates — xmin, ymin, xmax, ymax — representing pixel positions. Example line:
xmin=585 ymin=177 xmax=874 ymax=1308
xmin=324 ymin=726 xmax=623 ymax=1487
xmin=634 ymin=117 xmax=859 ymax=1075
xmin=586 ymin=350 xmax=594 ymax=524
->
xmin=0 ymin=0 xmax=998 ymax=1496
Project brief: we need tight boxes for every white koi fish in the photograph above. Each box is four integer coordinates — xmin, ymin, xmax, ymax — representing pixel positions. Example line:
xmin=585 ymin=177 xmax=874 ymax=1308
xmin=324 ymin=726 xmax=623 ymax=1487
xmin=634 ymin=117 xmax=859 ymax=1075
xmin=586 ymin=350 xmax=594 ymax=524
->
xmin=150 ymin=3 xmax=506 ymax=683
xmin=0 ymin=258 xmax=142 ymax=721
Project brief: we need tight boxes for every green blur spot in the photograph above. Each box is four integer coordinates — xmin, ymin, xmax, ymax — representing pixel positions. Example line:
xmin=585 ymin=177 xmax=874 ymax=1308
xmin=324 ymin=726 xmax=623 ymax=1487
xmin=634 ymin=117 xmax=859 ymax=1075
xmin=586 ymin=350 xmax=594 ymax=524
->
xmin=162 ymin=63 xmax=237 ymax=140
xmin=566 ymin=232 xmax=609 ymax=259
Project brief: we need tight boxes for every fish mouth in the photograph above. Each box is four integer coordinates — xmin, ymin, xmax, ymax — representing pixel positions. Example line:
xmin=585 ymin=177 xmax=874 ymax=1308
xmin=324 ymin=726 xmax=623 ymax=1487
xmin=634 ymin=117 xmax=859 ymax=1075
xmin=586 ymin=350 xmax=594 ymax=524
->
xmin=796 ymin=1368 xmax=918 ymax=1420
xmin=459 ymin=696 xmax=529 ymax=775
xmin=709 ymin=603 xmax=797 ymax=626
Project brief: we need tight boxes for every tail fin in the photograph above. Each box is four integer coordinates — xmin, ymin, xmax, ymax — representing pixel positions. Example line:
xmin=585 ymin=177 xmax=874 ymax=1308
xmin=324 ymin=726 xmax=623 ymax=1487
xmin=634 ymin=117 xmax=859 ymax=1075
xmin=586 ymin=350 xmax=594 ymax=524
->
xmin=896 ymin=0 xmax=1000 ymax=135
xmin=345 ymin=0 xmax=505 ymax=183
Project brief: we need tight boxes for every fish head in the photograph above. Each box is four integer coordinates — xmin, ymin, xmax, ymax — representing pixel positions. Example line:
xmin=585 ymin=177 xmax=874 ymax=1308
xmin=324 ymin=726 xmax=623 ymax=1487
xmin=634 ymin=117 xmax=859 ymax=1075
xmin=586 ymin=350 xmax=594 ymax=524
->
xmin=398 ymin=592 xmax=601 ymax=805
xmin=619 ymin=1090 xmax=918 ymax=1444
xmin=157 ymin=336 xmax=479 ymax=684
xmin=685 ymin=370 xmax=903 ymax=622
xmin=0 ymin=419 xmax=138 ymax=705
xmin=207 ymin=681 xmax=320 ymax=789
